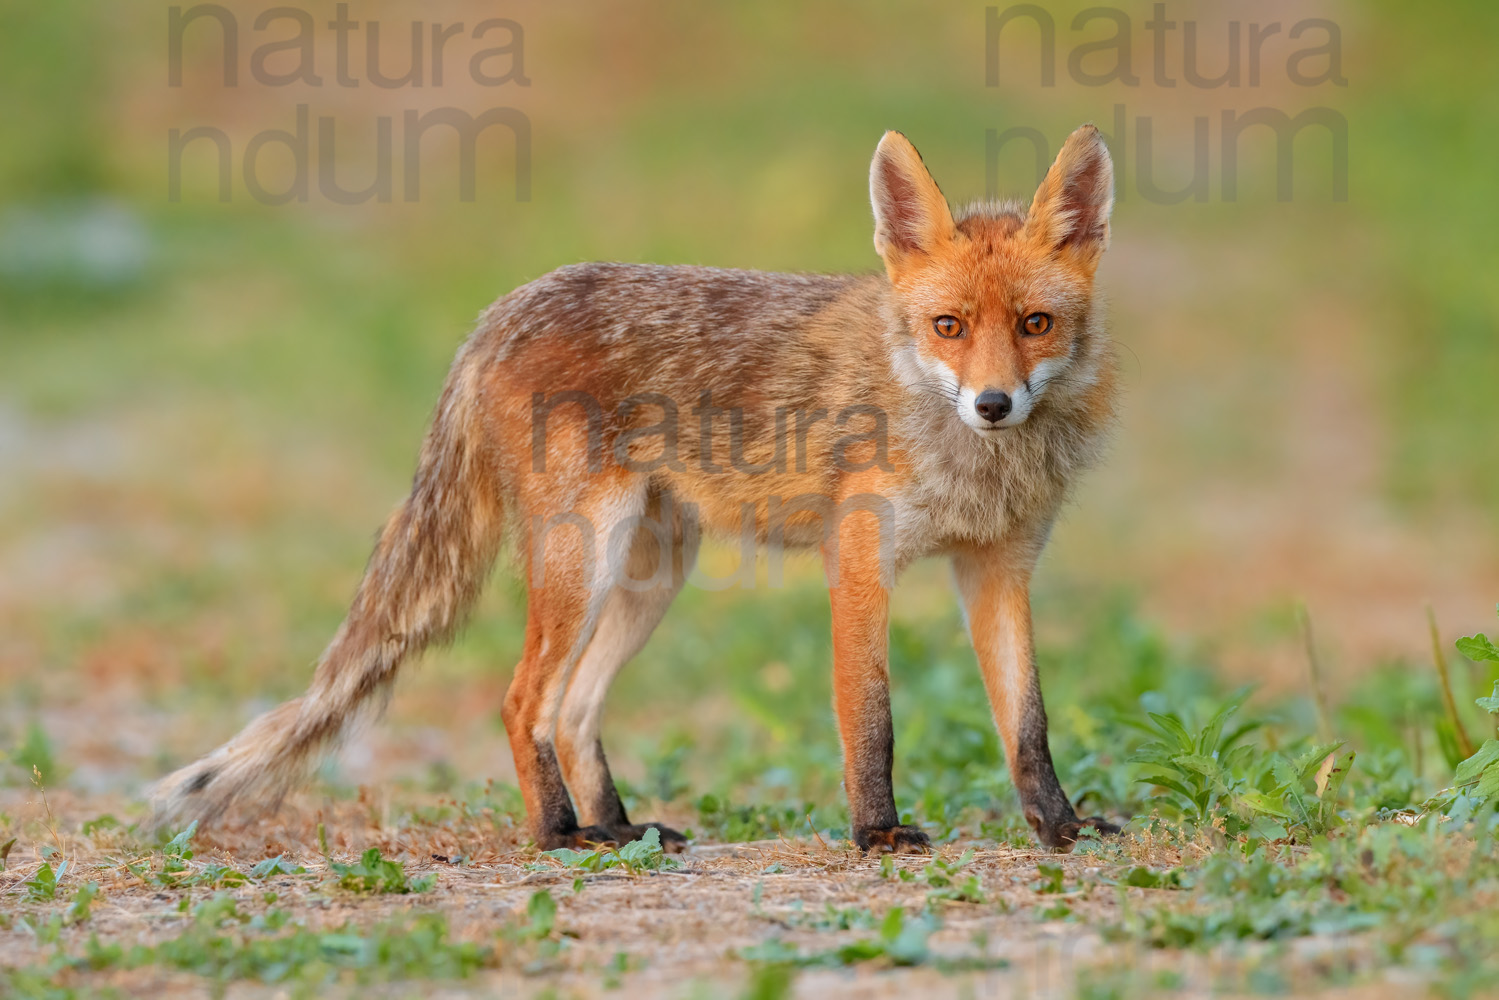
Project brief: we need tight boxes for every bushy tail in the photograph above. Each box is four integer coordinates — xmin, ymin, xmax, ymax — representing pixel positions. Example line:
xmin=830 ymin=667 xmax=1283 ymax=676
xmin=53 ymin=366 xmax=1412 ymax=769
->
xmin=149 ymin=359 xmax=504 ymax=831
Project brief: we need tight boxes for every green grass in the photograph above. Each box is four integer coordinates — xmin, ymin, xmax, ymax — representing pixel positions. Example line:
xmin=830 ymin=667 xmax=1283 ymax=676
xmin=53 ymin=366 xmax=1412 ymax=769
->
xmin=741 ymin=906 xmax=948 ymax=969
xmin=0 ymin=908 xmax=495 ymax=995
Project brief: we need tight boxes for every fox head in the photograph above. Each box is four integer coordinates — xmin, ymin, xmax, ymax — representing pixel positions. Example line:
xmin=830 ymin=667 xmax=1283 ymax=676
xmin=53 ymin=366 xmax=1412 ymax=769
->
xmin=871 ymin=125 xmax=1113 ymax=435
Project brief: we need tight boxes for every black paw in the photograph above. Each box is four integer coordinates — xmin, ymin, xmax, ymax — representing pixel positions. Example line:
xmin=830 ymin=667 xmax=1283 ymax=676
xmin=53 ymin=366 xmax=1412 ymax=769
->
xmin=855 ymin=824 xmax=931 ymax=854
xmin=1043 ymin=815 xmax=1123 ymax=852
xmin=608 ymin=822 xmax=689 ymax=853
xmin=537 ymin=825 xmax=619 ymax=851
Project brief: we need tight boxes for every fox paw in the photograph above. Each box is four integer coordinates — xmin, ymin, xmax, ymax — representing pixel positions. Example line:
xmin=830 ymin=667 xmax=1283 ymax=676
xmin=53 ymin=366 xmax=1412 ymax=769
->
xmin=538 ymin=825 xmax=619 ymax=851
xmin=1045 ymin=815 xmax=1123 ymax=852
xmin=607 ymin=822 xmax=688 ymax=853
xmin=856 ymin=825 xmax=931 ymax=854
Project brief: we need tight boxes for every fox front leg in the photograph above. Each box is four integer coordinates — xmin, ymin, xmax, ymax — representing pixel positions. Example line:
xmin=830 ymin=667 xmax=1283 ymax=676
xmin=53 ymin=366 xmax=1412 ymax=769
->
xmin=951 ymin=542 xmax=1120 ymax=850
xmin=824 ymin=506 xmax=929 ymax=854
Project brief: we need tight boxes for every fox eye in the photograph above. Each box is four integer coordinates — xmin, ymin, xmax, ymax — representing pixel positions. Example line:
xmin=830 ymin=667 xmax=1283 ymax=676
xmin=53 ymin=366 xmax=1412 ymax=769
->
xmin=1021 ymin=312 xmax=1053 ymax=336
xmin=933 ymin=315 xmax=964 ymax=338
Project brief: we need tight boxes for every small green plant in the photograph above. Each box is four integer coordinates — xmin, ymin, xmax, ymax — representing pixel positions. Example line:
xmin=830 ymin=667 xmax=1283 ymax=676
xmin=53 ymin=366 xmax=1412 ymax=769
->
xmin=329 ymin=848 xmax=436 ymax=894
xmin=1455 ymin=608 xmax=1499 ymax=664
xmin=126 ymin=822 xmax=285 ymax=890
xmin=791 ymin=904 xmax=881 ymax=930
xmin=23 ymin=859 xmax=66 ymax=902
xmin=540 ymin=827 xmax=679 ymax=876
xmin=194 ymin=863 xmax=250 ymax=888
xmin=65 ymin=882 xmax=100 ymax=924
xmin=1447 ymin=613 xmax=1499 ymax=807
xmin=878 ymin=848 xmax=981 ymax=895
xmin=1130 ymin=689 xmax=1356 ymax=841
xmin=878 ymin=848 xmax=984 ymax=903
xmin=741 ymin=906 xmax=938 ymax=968
xmin=1477 ymin=681 xmax=1499 ymax=716
xmin=125 ymin=837 xmax=305 ymax=891
xmin=601 ymin=949 xmax=637 ymax=989
xmin=1129 ymin=690 xmax=1261 ymax=833
xmin=1452 ymin=734 xmax=1499 ymax=805
xmin=1034 ymin=861 xmax=1067 ymax=895
xmin=919 ymin=850 xmax=985 ymax=905
xmin=497 ymin=890 xmax=568 ymax=973
xmin=80 ymin=814 xmax=120 ymax=836
xmin=739 ymin=961 xmax=796 ymax=1000
xmin=1113 ymin=866 xmax=1184 ymax=889
xmin=160 ymin=821 xmax=197 ymax=875
xmin=193 ymin=892 xmax=247 ymax=928
xmin=514 ymin=890 xmax=556 ymax=941
xmin=249 ymin=854 xmax=305 ymax=879
xmin=835 ymin=907 xmax=936 ymax=966
xmin=1254 ymin=744 xmax=1357 ymax=838
xmin=1036 ymin=900 xmax=1074 ymax=921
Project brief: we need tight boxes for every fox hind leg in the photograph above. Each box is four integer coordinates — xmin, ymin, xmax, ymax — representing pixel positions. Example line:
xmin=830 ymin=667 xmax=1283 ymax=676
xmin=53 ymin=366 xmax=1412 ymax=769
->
xmin=502 ymin=476 xmax=647 ymax=850
xmin=555 ymin=494 xmax=697 ymax=850
xmin=553 ymin=582 xmax=688 ymax=847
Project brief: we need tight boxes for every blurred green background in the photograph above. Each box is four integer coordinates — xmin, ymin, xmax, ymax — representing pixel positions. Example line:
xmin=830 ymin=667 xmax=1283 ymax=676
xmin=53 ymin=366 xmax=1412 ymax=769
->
xmin=1 ymin=0 xmax=1496 ymax=822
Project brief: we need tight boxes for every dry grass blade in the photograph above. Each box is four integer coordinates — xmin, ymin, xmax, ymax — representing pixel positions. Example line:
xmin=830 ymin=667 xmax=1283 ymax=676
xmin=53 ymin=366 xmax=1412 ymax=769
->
xmin=1428 ymin=605 xmax=1475 ymax=760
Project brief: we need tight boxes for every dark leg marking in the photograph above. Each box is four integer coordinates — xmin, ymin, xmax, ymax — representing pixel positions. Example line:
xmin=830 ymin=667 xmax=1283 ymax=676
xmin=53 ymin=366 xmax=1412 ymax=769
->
xmin=580 ymin=740 xmax=687 ymax=851
xmin=580 ymin=739 xmax=630 ymax=828
xmin=845 ymin=683 xmax=929 ymax=854
xmin=530 ymin=741 xmax=615 ymax=851
xmin=1012 ymin=692 xmax=1123 ymax=851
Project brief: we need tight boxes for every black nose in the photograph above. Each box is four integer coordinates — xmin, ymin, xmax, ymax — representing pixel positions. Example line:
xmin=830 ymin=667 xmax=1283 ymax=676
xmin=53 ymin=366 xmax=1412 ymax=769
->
xmin=974 ymin=390 xmax=1012 ymax=423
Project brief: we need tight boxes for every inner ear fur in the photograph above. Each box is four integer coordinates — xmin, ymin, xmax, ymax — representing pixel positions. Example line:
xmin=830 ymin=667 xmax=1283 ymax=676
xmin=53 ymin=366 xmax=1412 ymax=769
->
xmin=1024 ymin=124 xmax=1114 ymax=262
xmin=870 ymin=131 xmax=956 ymax=265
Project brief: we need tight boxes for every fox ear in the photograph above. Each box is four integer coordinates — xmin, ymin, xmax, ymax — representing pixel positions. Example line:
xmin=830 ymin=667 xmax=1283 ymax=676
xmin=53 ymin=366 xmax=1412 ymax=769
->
xmin=870 ymin=131 xmax=956 ymax=265
xmin=1025 ymin=124 xmax=1113 ymax=263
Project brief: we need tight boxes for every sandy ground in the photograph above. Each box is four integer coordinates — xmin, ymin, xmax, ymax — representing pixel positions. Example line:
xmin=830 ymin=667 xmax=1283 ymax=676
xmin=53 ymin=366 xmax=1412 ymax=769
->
xmin=0 ymin=788 xmax=1453 ymax=999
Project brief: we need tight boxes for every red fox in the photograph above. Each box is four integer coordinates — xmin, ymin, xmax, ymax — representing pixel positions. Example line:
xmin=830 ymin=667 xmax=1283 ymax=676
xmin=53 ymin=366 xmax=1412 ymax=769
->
xmin=151 ymin=125 xmax=1121 ymax=854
